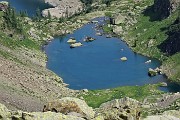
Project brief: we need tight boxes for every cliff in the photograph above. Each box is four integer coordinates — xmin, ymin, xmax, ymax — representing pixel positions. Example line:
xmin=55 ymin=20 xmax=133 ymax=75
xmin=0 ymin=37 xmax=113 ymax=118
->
xmin=154 ymin=0 xmax=180 ymax=19
xmin=158 ymin=19 xmax=180 ymax=55
xmin=42 ymin=0 xmax=84 ymax=18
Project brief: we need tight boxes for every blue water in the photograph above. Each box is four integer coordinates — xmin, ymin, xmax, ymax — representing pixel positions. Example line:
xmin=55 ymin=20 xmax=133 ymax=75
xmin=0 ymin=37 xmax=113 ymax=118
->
xmin=45 ymin=17 xmax=168 ymax=90
xmin=2 ymin=0 xmax=179 ymax=91
xmin=0 ymin=0 xmax=51 ymax=17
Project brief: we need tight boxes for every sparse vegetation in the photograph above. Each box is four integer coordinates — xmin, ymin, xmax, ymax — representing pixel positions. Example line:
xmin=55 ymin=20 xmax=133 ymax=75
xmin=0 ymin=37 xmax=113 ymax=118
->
xmin=79 ymin=84 xmax=163 ymax=108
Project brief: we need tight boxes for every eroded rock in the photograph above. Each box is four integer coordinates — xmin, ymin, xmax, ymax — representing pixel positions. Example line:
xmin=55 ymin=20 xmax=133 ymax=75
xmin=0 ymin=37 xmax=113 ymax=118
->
xmin=96 ymin=97 xmax=141 ymax=120
xmin=43 ymin=97 xmax=95 ymax=119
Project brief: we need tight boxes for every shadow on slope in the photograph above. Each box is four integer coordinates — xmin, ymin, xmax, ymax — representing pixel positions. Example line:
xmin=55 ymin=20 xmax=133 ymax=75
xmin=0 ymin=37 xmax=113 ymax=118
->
xmin=158 ymin=19 xmax=180 ymax=56
xmin=142 ymin=0 xmax=171 ymax=22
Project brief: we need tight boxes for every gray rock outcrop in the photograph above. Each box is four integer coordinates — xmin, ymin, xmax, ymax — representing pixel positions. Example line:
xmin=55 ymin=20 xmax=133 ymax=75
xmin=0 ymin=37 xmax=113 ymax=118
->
xmin=144 ymin=110 xmax=180 ymax=120
xmin=0 ymin=103 xmax=86 ymax=120
xmin=43 ymin=97 xmax=95 ymax=119
xmin=0 ymin=103 xmax=11 ymax=119
xmin=114 ymin=14 xmax=126 ymax=25
xmin=42 ymin=0 xmax=83 ymax=18
xmin=96 ymin=97 xmax=141 ymax=120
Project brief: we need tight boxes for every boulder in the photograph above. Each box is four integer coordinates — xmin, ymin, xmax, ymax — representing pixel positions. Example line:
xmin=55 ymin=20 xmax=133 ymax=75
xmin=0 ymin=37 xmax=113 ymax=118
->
xmin=82 ymin=89 xmax=88 ymax=93
xmin=70 ymin=42 xmax=83 ymax=48
xmin=0 ymin=102 xmax=86 ymax=120
xmin=22 ymin=111 xmax=85 ymax=120
xmin=114 ymin=14 xmax=126 ymax=25
xmin=147 ymin=39 xmax=155 ymax=47
xmin=148 ymin=68 xmax=157 ymax=77
xmin=113 ymin=26 xmax=123 ymax=35
xmin=0 ymin=2 xmax=8 ymax=11
xmin=83 ymin=37 xmax=96 ymax=42
xmin=163 ymin=110 xmax=180 ymax=118
xmin=144 ymin=115 xmax=180 ymax=120
xmin=67 ymin=38 xmax=76 ymax=43
xmin=96 ymin=97 xmax=141 ymax=120
xmin=43 ymin=97 xmax=95 ymax=119
xmin=0 ymin=103 xmax=11 ymax=119
xmin=120 ymin=57 xmax=127 ymax=61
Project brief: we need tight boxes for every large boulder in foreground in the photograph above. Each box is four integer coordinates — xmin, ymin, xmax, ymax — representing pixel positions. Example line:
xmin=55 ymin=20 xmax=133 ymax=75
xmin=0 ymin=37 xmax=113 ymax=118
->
xmin=0 ymin=103 xmax=11 ymax=119
xmin=43 ymin=97 xmax=95 ymax=119
xmin=144 ymin=110 xmax=180 ymax=120
xmin=22 ymin=111 xmax=85 ymax=120
xmin=96 ymin=97 xmax=141 ymax=120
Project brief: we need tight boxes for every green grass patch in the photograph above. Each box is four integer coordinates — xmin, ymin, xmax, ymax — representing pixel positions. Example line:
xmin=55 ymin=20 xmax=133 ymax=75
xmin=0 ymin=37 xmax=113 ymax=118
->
xmin=124 ymin=2 xmax=180 ymax=82
xmin=127 ymin=10 xmax=178 ymax=59
xmin=103 ymin=24 xmax=113 ymax=33
xmin=79 ymin=84 xmax=163 ymax=108
xmin=163 ymin=53 xmax=180 ymax=82
xmin=0 ymin=32 xmax=40 ymax=50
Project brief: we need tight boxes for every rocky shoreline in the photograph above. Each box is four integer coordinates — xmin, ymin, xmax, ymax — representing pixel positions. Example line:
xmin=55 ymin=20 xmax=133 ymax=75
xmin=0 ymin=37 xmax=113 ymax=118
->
xmin=0 ymin=0 xmax=179 ymax=119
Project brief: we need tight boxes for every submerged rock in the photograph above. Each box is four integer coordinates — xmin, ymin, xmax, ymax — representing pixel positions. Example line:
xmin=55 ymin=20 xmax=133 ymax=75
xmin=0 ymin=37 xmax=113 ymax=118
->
xmin=145 ymin=60 xmax=151 ymax=64
xmin=96 ymin=32 xmax=102 ymax=36
xmin=113 ymin=26 xmax=123 ymax=35
xmin=83 ymin=36 xmax=96 ymax=42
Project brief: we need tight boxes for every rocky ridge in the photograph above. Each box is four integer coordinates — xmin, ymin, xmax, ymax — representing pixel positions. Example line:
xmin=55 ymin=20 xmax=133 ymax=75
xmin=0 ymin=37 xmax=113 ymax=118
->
xmin=0 ymin=95 xmax=180 ymax=120
xmin=42 ymin=0 xmax=83 ymax=18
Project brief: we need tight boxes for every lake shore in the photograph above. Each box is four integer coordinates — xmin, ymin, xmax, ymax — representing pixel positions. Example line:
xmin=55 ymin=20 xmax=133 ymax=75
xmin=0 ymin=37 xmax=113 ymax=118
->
xmin=0 ymin=0 xmax=179 ymax=114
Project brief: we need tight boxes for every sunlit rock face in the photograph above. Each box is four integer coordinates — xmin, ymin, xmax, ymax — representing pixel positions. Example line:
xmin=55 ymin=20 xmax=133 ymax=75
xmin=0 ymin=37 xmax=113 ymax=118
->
xmin=42 ymin=0 xmax=84 ymax=18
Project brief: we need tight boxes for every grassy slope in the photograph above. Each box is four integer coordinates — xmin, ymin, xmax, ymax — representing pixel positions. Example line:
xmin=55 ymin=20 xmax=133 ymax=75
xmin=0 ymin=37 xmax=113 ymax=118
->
xmin=0 ymin=11 xmax=40 ymax=50
xmin=0 ymin=0 xmax=178 ymax=110
xmin=79 ymin=84 xmax=163 ymax=108
xmin=79 ymin=0 xmax=180 ymax=108
xmin=100 ymin=0 xmax=180 ymax=82
xmin=125 ymin=1 xmax=180 ymax=82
